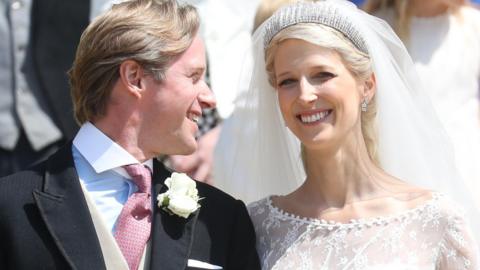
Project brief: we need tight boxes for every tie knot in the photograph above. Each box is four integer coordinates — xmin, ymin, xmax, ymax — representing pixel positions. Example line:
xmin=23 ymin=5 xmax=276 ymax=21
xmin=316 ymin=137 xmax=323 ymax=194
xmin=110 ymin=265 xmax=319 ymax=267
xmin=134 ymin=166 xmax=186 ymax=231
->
xmin=123 ymin=164 xmax=152 ymax=193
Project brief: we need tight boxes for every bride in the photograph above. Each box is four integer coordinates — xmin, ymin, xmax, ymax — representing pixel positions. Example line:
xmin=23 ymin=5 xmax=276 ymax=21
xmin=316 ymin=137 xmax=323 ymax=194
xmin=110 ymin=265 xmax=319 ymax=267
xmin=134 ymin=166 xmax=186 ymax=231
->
xmin=215 ymin=0 xmax=480 ymax=269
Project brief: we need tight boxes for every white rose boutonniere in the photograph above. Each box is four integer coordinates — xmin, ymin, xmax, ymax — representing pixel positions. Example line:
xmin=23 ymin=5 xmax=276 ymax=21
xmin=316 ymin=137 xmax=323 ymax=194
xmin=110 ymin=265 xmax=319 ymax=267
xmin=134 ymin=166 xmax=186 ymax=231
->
xmin=157 ymin=172 xmax=200 ymax=218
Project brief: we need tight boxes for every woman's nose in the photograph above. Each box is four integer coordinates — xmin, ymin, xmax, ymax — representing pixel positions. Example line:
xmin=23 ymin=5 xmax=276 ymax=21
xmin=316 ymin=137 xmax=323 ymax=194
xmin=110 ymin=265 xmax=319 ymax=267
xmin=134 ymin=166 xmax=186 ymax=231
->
xmin=297 ymin=78 xmax=317 ymax=105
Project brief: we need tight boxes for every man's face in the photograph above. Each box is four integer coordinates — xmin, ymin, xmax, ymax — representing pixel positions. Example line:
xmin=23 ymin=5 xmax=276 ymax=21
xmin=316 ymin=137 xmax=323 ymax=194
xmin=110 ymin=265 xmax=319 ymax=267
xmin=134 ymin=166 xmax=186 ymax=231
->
xmin=140 ymin=35 xmax=216 ymax=157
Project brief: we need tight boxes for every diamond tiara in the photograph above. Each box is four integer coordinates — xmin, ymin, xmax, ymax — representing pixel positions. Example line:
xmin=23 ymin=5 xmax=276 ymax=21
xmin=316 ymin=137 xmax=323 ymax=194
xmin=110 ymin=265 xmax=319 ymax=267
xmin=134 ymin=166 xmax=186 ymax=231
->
xmin=263 ymin=1 xmax=368 ymax=54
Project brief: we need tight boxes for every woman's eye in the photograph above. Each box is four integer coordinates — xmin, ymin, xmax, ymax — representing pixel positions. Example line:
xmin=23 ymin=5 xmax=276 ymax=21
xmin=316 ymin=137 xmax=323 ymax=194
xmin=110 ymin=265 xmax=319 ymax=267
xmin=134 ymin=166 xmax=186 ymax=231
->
xmin=312 ymin=72 xmax=336 ymax=82
xmin=278 ymin=78 xmax=297 ymax=88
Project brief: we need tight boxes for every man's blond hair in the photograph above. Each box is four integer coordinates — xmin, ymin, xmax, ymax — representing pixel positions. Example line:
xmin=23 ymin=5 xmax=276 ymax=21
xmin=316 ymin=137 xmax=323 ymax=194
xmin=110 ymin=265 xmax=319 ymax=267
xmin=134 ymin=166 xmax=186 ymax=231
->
xmin=69 ymin=0 xmax=199 ymax=124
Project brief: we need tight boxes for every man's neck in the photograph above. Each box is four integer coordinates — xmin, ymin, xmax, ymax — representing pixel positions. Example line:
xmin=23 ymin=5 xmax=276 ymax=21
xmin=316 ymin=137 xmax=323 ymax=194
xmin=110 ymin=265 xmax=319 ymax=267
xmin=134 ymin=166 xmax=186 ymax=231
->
xmin=93 ymin=119 xmax=150 ymax=163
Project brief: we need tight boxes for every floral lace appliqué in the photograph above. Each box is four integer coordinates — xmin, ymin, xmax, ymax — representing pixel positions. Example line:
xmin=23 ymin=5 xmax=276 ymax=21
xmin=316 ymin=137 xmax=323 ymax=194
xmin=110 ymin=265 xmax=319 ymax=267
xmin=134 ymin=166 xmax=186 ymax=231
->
xmin=248 ymin=194 xmax=479 ymax=270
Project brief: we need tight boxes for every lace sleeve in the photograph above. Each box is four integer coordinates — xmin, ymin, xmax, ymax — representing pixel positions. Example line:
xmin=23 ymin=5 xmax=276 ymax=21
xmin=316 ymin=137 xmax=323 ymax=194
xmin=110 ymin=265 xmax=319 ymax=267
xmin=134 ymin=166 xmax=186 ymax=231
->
xmin=437 ymin=205 xmax=480 ymax=269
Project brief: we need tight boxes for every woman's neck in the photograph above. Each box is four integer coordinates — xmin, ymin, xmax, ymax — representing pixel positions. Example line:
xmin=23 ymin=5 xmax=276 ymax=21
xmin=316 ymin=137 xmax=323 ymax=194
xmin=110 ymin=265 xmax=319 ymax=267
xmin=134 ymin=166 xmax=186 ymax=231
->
xmin=276 ymin=132 xmax=430 ymax=222
xmin=300 ymin=146 xmax=381 ymax=208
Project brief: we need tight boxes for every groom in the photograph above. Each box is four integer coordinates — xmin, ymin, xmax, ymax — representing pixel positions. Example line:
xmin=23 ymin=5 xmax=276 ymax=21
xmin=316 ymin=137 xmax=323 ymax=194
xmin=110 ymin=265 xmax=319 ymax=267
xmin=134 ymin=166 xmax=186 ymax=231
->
xmin=0 ymin=0 xmax=260 ymax=269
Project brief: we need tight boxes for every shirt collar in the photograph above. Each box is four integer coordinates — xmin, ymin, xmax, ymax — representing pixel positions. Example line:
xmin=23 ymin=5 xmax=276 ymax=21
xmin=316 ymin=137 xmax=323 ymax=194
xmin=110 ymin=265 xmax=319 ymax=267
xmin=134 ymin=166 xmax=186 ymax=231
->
xmin=73 ymin=122 xmax=153 ymax=177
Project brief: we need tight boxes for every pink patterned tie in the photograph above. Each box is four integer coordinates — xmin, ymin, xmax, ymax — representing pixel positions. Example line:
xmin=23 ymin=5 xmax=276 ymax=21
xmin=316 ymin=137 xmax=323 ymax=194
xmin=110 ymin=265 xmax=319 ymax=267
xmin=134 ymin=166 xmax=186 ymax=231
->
xmin=115 ymin=164 xmax=152 ymax=270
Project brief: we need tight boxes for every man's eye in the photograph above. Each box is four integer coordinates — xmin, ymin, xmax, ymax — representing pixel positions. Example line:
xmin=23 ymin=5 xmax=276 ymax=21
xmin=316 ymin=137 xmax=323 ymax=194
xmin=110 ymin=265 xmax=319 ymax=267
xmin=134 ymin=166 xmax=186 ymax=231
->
xmin=190 ymin=73 xmax=200 ymax=82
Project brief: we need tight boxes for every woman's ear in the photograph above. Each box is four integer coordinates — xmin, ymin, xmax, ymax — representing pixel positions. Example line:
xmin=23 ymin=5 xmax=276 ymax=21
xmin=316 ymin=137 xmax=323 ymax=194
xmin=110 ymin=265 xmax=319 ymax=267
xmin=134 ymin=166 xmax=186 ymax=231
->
xmin=119 ymin=60 xmax=144 ymax=98
xmin=363 ymin=72 xmax=376 ymax=101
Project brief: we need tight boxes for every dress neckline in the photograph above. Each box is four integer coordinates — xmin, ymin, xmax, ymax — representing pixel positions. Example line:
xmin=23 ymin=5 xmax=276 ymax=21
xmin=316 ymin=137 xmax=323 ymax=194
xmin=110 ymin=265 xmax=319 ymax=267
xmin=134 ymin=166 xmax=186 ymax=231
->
xmin=266 ymin=193 xmax=442 ymax=229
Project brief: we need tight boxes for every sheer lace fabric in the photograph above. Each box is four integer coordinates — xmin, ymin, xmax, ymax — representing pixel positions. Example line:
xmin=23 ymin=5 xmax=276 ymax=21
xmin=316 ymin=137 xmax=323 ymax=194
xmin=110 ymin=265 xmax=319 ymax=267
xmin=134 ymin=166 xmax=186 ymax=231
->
xmin=248 ymin=194 xmax=479 ymax=270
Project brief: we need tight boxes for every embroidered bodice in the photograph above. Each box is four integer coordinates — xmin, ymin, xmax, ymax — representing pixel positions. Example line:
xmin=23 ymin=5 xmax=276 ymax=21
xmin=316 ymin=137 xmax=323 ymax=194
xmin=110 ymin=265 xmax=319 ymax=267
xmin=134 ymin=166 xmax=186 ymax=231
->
xmin=248 ymin=194 xmax=479 ymax=270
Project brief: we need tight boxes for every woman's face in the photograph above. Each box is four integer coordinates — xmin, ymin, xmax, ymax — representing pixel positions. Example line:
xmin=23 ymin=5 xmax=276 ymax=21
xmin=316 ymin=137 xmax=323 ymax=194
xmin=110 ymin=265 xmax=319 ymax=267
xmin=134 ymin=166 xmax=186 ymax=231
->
xmin=274 ymin=39 xmax=364 ymax=150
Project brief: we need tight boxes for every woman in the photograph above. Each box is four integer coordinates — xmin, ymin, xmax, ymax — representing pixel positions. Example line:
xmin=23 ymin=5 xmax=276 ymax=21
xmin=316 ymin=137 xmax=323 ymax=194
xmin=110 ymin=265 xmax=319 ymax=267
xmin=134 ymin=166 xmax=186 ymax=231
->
xmin=216 ymin=0 xmax=480 ymax=268
xmin=363 ymin=0 xmax=480 ymax=209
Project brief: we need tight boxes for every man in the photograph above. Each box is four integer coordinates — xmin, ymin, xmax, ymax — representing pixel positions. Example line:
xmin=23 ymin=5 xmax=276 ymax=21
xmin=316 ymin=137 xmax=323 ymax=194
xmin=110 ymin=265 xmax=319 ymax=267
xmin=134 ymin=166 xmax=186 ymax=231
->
xmin=0 ymin=0 xmax=260 ymax=269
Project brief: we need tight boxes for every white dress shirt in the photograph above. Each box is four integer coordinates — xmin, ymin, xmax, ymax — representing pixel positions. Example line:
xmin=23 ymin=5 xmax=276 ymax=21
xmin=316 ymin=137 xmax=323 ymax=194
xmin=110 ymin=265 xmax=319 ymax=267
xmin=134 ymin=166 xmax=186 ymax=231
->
xmin=72 ymin=122 xmax=153 ymax=233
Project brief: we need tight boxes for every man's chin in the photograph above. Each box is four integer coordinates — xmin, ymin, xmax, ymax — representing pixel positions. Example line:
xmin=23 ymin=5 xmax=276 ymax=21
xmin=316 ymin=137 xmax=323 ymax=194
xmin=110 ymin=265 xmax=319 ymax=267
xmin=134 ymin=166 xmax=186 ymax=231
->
xmin=176 ymin=141 xmax=198 ymax=156
xmin=150 ymin=140 xmax=197 ymax=157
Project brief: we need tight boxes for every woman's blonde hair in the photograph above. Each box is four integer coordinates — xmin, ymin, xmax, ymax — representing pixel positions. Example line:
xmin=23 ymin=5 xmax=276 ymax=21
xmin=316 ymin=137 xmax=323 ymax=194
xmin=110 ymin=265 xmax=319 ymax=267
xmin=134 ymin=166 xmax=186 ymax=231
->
xmin=265 ymin=23 xmax=378 ymax=166
xmin=69 ymin=0 xmax=199 ymax=124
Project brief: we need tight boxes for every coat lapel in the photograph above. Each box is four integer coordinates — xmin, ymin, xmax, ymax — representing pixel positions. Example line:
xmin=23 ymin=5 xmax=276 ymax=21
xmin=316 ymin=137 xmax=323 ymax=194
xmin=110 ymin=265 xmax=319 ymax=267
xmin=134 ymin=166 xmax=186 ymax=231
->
xmin=148 ymin=160 xmax=199 ymax=270
xmin=33 ymin=143 xmax=106 ymax=270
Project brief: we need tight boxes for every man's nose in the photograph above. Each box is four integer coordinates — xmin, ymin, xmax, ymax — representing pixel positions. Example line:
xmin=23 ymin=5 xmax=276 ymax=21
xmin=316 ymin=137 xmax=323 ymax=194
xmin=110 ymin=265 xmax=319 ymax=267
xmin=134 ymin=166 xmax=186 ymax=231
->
xmin=198 ymin=84 xmax=216 ymax=109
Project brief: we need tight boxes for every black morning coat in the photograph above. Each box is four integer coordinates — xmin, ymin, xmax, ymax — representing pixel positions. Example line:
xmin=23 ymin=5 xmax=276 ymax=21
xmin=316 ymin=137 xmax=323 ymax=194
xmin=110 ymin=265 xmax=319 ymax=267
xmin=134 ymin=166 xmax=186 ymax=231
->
xmin=0 ymin=142 xmax=261 ymax=270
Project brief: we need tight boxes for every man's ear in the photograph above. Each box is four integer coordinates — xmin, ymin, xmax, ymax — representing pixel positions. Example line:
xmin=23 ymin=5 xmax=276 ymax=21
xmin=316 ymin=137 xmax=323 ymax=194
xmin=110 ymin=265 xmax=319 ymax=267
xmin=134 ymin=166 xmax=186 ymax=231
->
xmin=119 ymin=60 xmax=144 ymax=98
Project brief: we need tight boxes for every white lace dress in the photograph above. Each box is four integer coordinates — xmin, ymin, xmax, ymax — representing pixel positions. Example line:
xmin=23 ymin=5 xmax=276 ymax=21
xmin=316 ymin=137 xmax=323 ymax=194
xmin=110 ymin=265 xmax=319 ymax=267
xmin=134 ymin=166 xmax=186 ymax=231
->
xmin=248 ymin=194 xmax=479 ymax=270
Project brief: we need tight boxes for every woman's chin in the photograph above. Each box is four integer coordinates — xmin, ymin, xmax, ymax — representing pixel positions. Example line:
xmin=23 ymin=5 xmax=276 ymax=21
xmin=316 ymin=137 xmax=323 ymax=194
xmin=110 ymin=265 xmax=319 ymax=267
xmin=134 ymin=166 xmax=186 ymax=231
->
xmin=297 ymin=129 xmax=334 ymax=147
